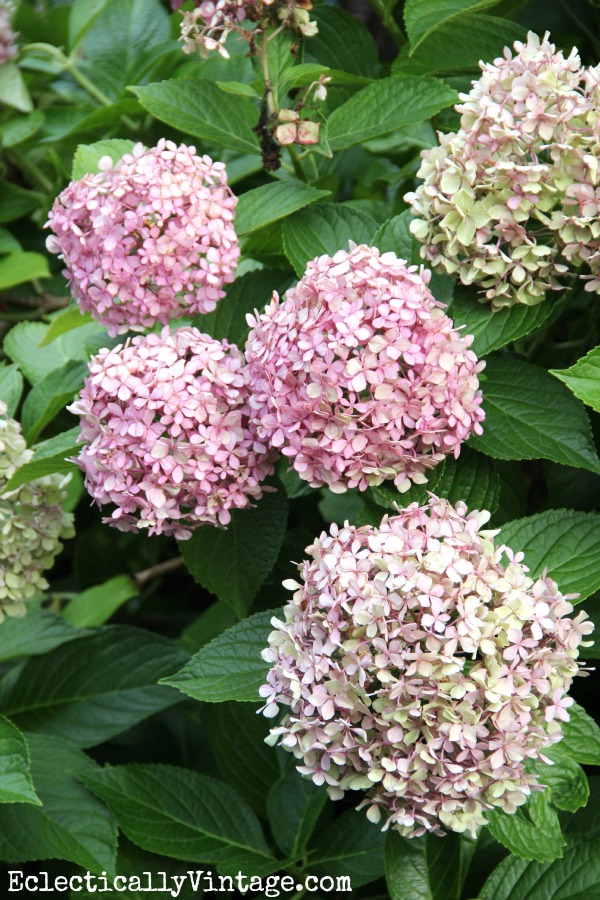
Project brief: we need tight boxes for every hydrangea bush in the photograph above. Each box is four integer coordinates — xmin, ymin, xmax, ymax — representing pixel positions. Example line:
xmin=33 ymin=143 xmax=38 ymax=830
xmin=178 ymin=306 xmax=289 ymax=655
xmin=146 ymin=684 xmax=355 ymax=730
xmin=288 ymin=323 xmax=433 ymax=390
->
xmin=0 ymin=2 xmax=599 ymax=898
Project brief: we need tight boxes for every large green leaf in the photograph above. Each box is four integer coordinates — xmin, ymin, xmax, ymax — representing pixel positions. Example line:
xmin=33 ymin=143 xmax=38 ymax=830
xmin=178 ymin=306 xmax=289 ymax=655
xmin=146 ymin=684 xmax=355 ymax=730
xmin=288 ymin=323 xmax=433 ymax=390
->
xmin=180 ymin=489 xmax=288 ymax=617
xmin=308 ymin=6 xmax=379 ymax=78
xmin=0 ymin=63 xmax=33 ymax=113
xmin=282 ymin=204 xmax=377 ymax=277
xmin=309 ymin=810 xmax=387 ymax=888
xmin=0 ymin=252 xmax=50 ymax=290
xmin=449 ymin=289 xmax=562 ymax=357
xmin=551 ymin=347 xmax=600 ymax=415
xmin=0 ymin=716 xmax=40 ymax=805
xmin=267 ymin=769 xmax=326 ymax=858
xmin=198 ymin=269 xmax=292 ymax=348
xmin=0 ymin=734 xmax=117 ymax=875
xmin=81 ymin=764 xmax=275 ymax=871
xmin=3 ymin=320 xmax=105 ymax=385
xmin=436 ymin=448 xmax=499 ymax=511
xmin=236 ymin=181 xmax=330 ymax=237
xmin=480 ymin=835 xmax=600 ymax=900
xmin=326 ymin=75 xmax=457 ymax=151
xmin=3 ymin=427 xmax=82 ymax=491
xmin=404 ymin=0 xmax=502 ymax=51
xmin=80 ymin=0 xmax=172 ymax=100
xmin=470 ymin=358 xmax=600 ymax=474
xmin=162 ymin=608 xmax=279 ymax=703
xmin=72 ymin=138 xmax=135 ymax=179
xmin=131 ymin=79 xmax=260 ymax=155
xmin=532 ymin=752 xmax=589 ymax=814
xmin=20 ymin=360 xmax=88 ymax=444
xmin=0 ymin=610 xmax=89 ymax=663
xmin=62 ymin=575 xmax=138 ymax=628
xmin=499 ymin=509 xmax=600 ymax=601
xmin=385 ymin=832 xmax=462 ymax=900
xmin=559 ymin=702 xmax=600 ymax=767
xmin=486 ymin=790 xmax=565 ymax=863
xmin=212 ymin=702 xmax=282 ymax=818
xmin=0 ymin=627 xmax=187 ymax=748
xmin=0 ymin=363 xmax=23 ymax=417
xmin=394 ymin=15 xmax=526 ymax=76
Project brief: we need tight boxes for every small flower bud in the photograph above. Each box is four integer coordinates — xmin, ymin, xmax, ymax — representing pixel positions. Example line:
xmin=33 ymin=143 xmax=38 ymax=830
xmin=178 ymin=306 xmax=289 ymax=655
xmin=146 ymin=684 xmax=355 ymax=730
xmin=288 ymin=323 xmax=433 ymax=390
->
xmin=275 ymin=122 xmax=298 ymax=145
xmin=297 ymin=120 xmax=320 ymax=145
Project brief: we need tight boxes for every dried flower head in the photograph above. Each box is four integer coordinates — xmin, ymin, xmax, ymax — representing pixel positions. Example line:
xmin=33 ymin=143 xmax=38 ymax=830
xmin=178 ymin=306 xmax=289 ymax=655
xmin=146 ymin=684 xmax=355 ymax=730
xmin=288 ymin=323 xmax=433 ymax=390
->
xmin=406 ymin=32 xmax=592 ymax=308
xmin=46 ymin=140 xmax=239 ymax=336
xmin=261 ymin=497 xmax=593 ymax=837
xmin=0 ymin=1 xmax=17 ymax=66
xmin=245 ymin=244 xmax=484 ymax=494
xmin=0 ymin=403 xmax=74 ymax=622
xmin=69 ymin=327 xmax=276 ymax=539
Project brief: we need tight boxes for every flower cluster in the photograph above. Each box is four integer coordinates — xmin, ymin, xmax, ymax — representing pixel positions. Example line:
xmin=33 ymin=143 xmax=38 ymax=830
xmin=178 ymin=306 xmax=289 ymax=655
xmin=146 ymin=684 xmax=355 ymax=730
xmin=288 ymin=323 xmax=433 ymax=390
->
xmin=0 ymin=1 xmax=16 ymax=66
xmin=176 ymin=0 xmax=316 ymax=58
xmin=245 ymin=245 xmax=485 ymax=494
xmin=406 ymin=31 xmax=600 ymax=308
xmin=260 ymin=497 xmax=593 ymax=837
xmin=69 ymin=327 xmax=275 ymax=539
xmin=46 ymin=140 xmax=239 ymax=336
xmin=0 ymin=403 xmax=74 ymax=622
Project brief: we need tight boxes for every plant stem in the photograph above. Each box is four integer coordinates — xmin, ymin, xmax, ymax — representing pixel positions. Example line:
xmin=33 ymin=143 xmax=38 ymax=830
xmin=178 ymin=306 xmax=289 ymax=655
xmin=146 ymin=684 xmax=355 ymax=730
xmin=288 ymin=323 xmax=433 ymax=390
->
xmin=288 ymin=144 xmax=307 ymax=182
xmin=367 ymin=0 xmax=407 ymax=48
xmin=134 ymin=556 xmax=185 ymax=589
xmin=23 ymin=42 xmax=113 ymax=106
xmin=6 ymin=150 xmax=53 ymax=194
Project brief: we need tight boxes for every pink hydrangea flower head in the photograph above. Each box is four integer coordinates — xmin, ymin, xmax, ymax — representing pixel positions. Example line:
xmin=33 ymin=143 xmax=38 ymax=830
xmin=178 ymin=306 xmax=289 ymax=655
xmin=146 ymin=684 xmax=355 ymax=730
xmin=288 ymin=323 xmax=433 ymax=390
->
xmin=69 ymin=326 xmax=276 ymax=539
xmin=261 ymin=497 xmax=593 ymax=837
xmin=245 ymin=244 xmax=485 ymax=494
xmin=46 ymin=140 xmax=240 ymax=336
xmin=0 ymin=0 xmax=17 ymax=65
xmin=406 ymin=32 xmax=591 ymax=308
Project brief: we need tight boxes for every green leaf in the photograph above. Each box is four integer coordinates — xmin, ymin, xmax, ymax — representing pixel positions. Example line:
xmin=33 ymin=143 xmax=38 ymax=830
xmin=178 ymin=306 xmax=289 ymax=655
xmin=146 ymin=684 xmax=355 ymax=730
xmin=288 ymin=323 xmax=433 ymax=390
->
xmin=0 ymin=181 xmax=42 ymax=224
xmin=0 ymin=716 xmax=40 ymax=805
xmin=161 ymin=608 xmax=278 ymax=704
xmin=310 ymin=810 xmax=387 ymax=888
xmin=236 ymin=180 xmax=330 ymax=237
xmin=80 ymin=0 xmax=172 ymax=101
xmin=385 ymin=831 xmax=430 ymax=900
xmin=394 ymin=15 xmax=526 ymax=76
xmin=0 ymin=363 xmax=24 ymax=417
xmin=62 ymin=575 xmax=138 ymax=628
xmin=72 ymin=139 xmax=136 ymax=179
xmin=374 ymin=210 xmax=418 ymax=259
xmin=279 ymin=64 xmax=373 ymax=94
xmin=3 ymin=427 xmax=82 ymax=491
xmin=551 ymin=347 xmax=600 ymax=415
xmin=0 ymin=252 xmax=50 ymax=290
xmin=69 ymin=0 xmax=114 ymax=49
xmin=216 ymin=80 xmax=261 ymax=99
xmin=486 ymin=789 xmax=566 ymax=862
xmin=566 ymin=777 xmax=600 ymax=838
xmin=180 ymin=489 xmax=288 ymax=617
xmin=0 ymin=609 xmax=89 ymax=663
xmin=532 ymin=752 xmax=589 ymax=813
xmin=470 ymin=358 xmax=600 ymax=475
xmin=212 ymin=702 xmax=282 ymax=818
xmin=269 ymin=770 xmax=326 ymax=859
xmin=499 ymin=508 xmax=600 ymax=602
xmin=480 ymin=835 xmax=600 ymax=900
xmin=449 ymin=288 xmax=562 ymax=357
xmin=326 ymin=75 xmax=457 ymax=151
xmin=4 ymin=320 xmax=105 ymax=385
xmin=436 ymin=448 xmax=499 ymax=511
xmin=20 ymin=360 xmax=88 ymax=444
xmin=0 ymin=62 xmax=33 ymax=113
xmin=427 ymin=832 xmax=462 ymax=900
xmin=366 ymin=462 xmax=447 ymax=512
xmin=198 ymin=269 xmax=292 ymax=348
xmin=0 ymin=733 xmax=117 ymax=875
xmin=0 ymin=626 xmax=187 ymax=748
xmin=0 ymin=111 xmax=44 ymax=148
xmin=318 ymin=487 xmax=364 ymax=525
xmin=404 ymin=0 xmax=502 ymax=51
xmin=282 ymin=204 xmax=377 ymax=277
xmin=0 ymin=227 xmax=21 ymax=254
xmin=39 ymin=308 xmax=94 ymax=349
xmin=81 ymin=764 xmax=274 ymax=869
xmin=131 ymin=79 xmax=260 ymax=155
xmin=308 ymin=6 xmax=379 ymax=78
xmin=179 ymin=601 xmax=238 ymax=654
xmin=559 ymin=702 xmax=600 ymax=766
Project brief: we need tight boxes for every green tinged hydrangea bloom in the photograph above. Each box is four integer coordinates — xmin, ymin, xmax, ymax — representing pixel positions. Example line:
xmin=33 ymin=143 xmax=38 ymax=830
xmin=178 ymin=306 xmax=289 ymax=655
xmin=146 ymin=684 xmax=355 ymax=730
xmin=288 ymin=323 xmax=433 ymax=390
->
xmin=0 ymin=402 xmax=74 ymax=622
